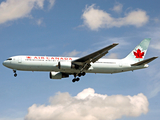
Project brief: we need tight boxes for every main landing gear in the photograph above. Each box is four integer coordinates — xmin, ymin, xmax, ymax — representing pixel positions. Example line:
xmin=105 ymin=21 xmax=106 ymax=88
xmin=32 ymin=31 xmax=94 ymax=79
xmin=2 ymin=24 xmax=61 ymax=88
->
xmin=72 ymin=77 xmax=80 ymax=82
xmin=72 ymin=72 xmax=86 ymax=83
xmin=13 ymin=70 xmax=17 ymax=77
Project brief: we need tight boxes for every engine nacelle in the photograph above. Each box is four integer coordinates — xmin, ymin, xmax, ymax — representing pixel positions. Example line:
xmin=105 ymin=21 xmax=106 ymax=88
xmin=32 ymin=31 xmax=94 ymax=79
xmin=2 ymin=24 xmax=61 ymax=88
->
xmin=58 ymin=61 xmax=79 ymax=69
xmin=58 ymin=61 xmax=71 ymax=69
xmin=50 ymin=72 xmax=69 ymax=79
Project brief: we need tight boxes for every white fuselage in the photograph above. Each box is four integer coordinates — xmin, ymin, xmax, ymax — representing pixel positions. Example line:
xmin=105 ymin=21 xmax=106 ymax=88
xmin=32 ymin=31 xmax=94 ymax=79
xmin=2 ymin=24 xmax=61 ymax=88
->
xmin=3 ymin=55 xmax=148 ymax=74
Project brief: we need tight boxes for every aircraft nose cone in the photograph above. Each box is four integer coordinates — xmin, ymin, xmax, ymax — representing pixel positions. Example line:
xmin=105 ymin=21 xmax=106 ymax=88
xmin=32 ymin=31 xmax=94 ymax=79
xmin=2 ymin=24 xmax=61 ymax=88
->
xmin=3 ymin=60 xmax=12 ymax=68
xmin=2 ymin=61 xmax=6 ymax=66
xmin=2 ymin=61 xmax=7 ymax=67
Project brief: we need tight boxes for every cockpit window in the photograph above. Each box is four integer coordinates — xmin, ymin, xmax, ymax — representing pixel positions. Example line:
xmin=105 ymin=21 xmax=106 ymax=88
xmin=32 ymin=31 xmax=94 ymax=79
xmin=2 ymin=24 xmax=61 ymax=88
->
xmin=7 ymin=58 xmax=12 ymax=60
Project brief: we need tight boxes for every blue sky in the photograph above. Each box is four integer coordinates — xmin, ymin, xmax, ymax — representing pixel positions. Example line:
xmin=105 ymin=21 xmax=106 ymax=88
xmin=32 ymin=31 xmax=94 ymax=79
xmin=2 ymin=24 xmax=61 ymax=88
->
xmin=0 ymin=0 xmax=160 ymax=120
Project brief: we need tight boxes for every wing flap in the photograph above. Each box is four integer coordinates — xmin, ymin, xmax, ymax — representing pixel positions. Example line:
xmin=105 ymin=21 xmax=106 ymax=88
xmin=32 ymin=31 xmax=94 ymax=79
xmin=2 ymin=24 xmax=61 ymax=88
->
xmin=131 ymin=57 xmax=158 ymax=66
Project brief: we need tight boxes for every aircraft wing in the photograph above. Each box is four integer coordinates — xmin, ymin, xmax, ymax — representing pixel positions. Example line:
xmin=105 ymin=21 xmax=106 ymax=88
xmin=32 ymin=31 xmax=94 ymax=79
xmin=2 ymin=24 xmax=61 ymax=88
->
xmin=72 ymin=43 xmax=118 ymax=71
xmin=131 ymin=57 xmax=158 ymax=66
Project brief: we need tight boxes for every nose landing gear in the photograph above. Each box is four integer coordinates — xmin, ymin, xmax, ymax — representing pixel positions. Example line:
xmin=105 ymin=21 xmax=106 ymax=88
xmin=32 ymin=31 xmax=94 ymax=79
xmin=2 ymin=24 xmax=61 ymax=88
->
xmin=13 ymin=70 xmax=17 ymax=77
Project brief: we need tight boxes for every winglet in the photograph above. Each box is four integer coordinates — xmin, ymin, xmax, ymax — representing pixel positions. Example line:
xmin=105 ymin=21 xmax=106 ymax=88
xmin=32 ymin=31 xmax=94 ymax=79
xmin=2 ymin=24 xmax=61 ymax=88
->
xmin=131 ymin=56 xmax=158 ymax=66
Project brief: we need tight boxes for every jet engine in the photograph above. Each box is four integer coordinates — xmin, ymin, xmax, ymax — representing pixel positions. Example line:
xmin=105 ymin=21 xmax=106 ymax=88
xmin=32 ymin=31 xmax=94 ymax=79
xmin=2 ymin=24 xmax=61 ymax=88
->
xmin=58 ymin=61 xmax=79 ymax=69
xmin=50 ymin=72 xmax=69 ymax=79
xmin=58 ymin=61 xmax=71 ymax=69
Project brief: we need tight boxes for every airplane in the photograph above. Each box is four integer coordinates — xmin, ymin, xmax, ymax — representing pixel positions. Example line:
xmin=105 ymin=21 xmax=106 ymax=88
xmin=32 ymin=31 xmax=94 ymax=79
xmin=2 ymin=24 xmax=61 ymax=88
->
xmin=3 ymin=38 xmax=158 ymax=82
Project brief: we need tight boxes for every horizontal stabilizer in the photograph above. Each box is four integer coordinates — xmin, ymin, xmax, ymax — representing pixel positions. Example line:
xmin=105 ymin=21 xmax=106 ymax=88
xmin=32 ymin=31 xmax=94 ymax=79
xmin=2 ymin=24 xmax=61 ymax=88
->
xmin=131 ymin=57 xmax=158 ymax=66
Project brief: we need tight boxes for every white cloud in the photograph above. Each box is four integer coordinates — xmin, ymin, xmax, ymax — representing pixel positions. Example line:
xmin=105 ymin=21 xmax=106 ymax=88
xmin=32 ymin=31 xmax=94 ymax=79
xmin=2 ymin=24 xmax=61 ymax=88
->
xmin=146 ymin=66 xmax=160 ymax=98
xmin=112 ymin=3 xmax=123 ymax=13
xmin=145 ymin=28 xmax=160 ymax=51
xmin=153 ymin=18 xmax=159 ymax=23
xmin=35 ymin=0 xmax=45 ymax=9
xmin=105 ymin=53 xmax=118 ymax=59
xmin=25 ymin=88 xmax=149 ymax=120
xmin=151 ymin=41 xmax=160 ymax=50
xmin=0 ymin=0 xmax=55 ymax=25
xmin=63 ymin=50 xmax=80 ymax=57
xmin=92 ymin=37 xmax=130 ymax=51
xmin=82 ymin=4 xmax=149 ymax=30
xmin=36 ymin=18 xmax=43 ymax=26
xmin=0 ymin=118 xmax=23 ymax=120
xmin=138 ymin=26 xmax=160 ymax=51
xmin=48 ymin=0 xmax=55 ymax=9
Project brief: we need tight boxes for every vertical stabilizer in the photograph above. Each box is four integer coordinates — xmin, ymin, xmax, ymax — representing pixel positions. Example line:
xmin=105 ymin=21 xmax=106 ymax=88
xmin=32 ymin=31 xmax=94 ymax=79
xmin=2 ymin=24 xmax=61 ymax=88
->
xmin=124 ymin=38 xmax=151 ymax=63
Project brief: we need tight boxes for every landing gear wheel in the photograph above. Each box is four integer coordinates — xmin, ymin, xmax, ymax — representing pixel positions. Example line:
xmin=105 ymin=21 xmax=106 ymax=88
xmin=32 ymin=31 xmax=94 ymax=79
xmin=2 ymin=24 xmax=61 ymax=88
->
xmin=72 ymin=78 xmax=80 ymax=82
xmin=13 ymin=70 xmax=17 ymax=77
xmin=72 ymin=79 xmax=75 ymax=83
xmin=78 ymin=73 xmax=81 ymax=77
xmin=82 ymin=72 xmax=86 ymax=76
xmin=72 ymin=73 xmax=82 ymax=82
xmin=14 ymin=73 xmax=17 ymax=77
xmin=78 ymin=72 xmax=86 ymax=77
xmin=77 ymin=78 xmax=80 ymax=81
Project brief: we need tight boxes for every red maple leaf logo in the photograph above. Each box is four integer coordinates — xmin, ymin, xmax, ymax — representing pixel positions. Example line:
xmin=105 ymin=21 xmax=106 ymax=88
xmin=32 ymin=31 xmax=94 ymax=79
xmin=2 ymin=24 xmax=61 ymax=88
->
xmin=133 ymin=49 xmax=144 ymax=58
xmin=26 ymin=56 xmax=31 ymax=59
